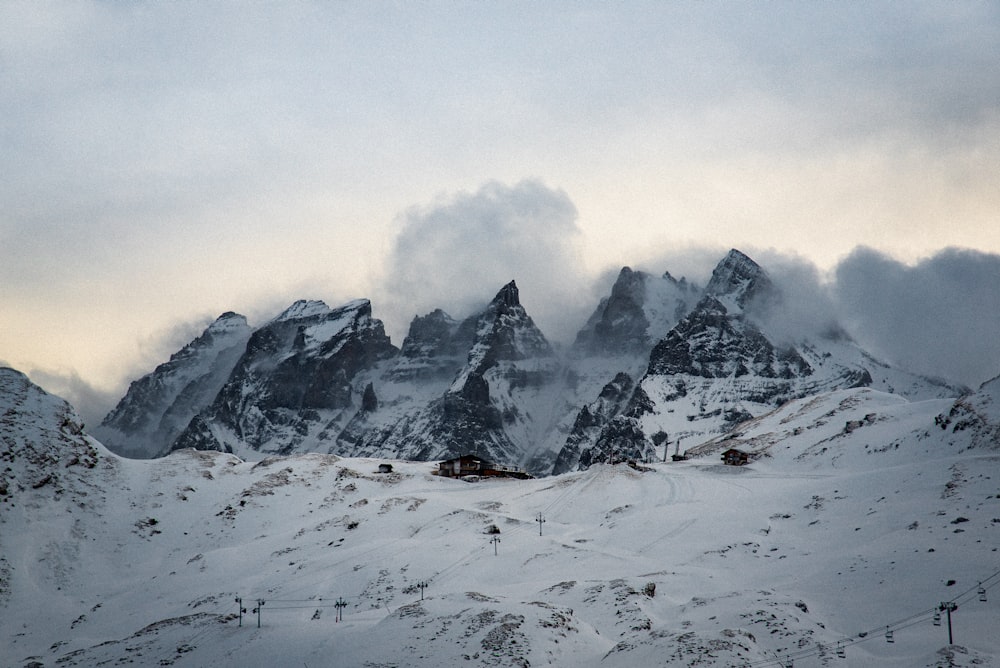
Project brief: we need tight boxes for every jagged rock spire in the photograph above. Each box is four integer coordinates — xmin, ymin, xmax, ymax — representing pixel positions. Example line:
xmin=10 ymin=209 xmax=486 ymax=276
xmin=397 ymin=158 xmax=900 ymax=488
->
xmin=491 ymin=280 xmax=520 ymax=309
xmin=705 ymin=249 xmax=772 ymax=309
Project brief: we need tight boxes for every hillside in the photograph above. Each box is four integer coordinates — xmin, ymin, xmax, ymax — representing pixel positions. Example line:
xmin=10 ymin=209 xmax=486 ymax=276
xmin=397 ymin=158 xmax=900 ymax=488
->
xmin=2 ymin=368 xmax=999 ymax=667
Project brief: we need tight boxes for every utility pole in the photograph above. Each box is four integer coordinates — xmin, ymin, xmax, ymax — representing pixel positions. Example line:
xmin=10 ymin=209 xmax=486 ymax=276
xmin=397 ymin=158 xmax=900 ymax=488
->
xmin=491 ymin=535 xmax=500 ymax=556
xmin=252 ymin=599 xmax=265 ymax=628
xmin=772 ymin=648 xmax=792 ymax=668
xmin=235 ymin=597 xmax=246 ymax=627
xmin=536 ymin=512 xmax=545 ymax=536
xmin=335 ymin=597 xmax=347 ymax=622
xmin=418 ymin=582 xmax=428 ymax=600
xmin=939 ymin=602 xmax=958 ymax=644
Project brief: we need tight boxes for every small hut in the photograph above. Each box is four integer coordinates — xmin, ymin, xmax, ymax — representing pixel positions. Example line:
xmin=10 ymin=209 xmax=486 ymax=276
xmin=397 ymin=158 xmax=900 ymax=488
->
xmin=721 ymin=448 xmax=750 ymax=466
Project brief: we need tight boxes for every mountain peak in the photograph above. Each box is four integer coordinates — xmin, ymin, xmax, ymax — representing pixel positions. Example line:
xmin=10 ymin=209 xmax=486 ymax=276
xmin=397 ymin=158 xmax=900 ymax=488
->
xmin=207 ymin=311 xmax=249 ymax=333
xmin=491 ymin=280 xmax=520 ymax=309
xmin=704 ymin=249 xmax=771 ymax=309
xmin=273 ymin=300 xmax=330 ymax=322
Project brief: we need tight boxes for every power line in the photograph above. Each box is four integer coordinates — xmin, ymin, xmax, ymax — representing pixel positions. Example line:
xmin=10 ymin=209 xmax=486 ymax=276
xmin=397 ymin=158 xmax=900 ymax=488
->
xmin=746 ymin=566 xmax=1000 ymax=667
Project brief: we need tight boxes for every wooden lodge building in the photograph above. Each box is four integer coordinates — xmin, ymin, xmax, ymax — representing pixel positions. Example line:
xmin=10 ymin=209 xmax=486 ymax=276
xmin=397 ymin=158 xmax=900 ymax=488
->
xmin=436 ymin=455 xmax=533 ymax=480
xmin=721 ymin=448 xmax=751 ymax=466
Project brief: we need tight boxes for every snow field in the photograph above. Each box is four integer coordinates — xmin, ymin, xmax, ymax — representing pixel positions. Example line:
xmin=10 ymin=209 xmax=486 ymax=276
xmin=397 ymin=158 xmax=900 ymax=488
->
xmin=3 ymin=379 xmax=1000 ymax=667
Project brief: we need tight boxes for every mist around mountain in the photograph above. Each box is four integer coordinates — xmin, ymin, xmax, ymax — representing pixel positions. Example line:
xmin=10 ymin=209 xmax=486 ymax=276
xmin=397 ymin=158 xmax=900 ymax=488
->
xmin=92 ymin=249 xmax=966 ymax=483
xmin=2 ymin=363 xmax=1000 ymax=667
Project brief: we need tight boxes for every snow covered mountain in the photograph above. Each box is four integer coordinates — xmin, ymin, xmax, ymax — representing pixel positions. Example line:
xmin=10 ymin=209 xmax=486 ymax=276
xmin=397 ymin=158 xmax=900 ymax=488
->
xmin=572 ymin=266 xmax=699 ymax=356
xmin=170 ymin=298 xmax=398 ymax=459
xmin=3 ymin=366 xmax=1000 ymax=667
xmin=554 ymin=250 xmax=964 ymax=472
xmin=935 ymin=374 xmax=1000 ymax=451
xmin=96 ymin=249 xmax=963 ymax=477
xmin=343 ymin=280 xmax=562 ymax=467
xmin=93 ymin=312 xmax=252 ymax=458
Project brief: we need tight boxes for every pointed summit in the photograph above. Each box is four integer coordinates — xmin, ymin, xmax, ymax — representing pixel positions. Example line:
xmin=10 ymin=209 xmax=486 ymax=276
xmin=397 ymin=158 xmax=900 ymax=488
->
xmin=93 ymin=313 xmax=253 ymax=458
xmin=573 ymin=267 xmax=648 ymax=355
xmin=491 ymin=280 xmax=520 ymax=309
xmin=473 ymin=280 xmax=551 ymax=363
xmin=207 ymin=311 xmax=249 ymax=334
xmin=705 ymin=249 xmax=772 ymax=309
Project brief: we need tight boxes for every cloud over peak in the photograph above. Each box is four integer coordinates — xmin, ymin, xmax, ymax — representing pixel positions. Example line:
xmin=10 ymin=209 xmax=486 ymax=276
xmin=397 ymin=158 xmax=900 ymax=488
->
xmin=378 ymin=179 xmax=590 ymax=344
xmin=833 ymin=246 xmax=1000 ymax=389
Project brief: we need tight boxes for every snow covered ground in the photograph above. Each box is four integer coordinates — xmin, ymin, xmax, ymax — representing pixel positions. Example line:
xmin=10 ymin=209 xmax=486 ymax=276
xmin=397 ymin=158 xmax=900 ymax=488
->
xmin=2 ymin=369 xmax=998 ymax=667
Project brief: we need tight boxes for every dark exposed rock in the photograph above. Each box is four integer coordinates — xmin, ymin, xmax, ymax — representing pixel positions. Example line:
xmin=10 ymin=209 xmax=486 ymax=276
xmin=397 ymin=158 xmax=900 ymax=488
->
xmin=361 ymin=383 xmax=378 ymax=413
xmin=392 ymin=309 xmax=469 ymax=381
xmin=578 ymin=416 xmax=654 ymax=469
xmin=574 ymin=267 xmax=697 ymax=356
xmin=172 ymin=299 xmax=397 ymax=456
xmin=648 ymin=296 xmax=812 ymax=379
xmin=552 ymin=373 xmax=635 ymax=474
xmin=574 ymin=267 xmax=650 ymax=355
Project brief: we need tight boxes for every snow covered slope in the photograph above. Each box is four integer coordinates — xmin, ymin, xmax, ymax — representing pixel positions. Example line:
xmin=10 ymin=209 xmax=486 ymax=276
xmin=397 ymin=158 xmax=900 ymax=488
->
xmin=93 ymin=312 xmax=252 ymax=458
xmin=3 ymin=367 xmax=999 ymax=667
xmin=554 ymin=250 xmax=964 ymax=472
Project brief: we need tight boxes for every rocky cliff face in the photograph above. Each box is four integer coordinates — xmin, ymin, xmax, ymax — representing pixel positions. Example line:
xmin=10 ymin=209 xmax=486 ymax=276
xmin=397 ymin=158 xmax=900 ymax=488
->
xmin=92 ymin=313 xmax=252 ymax=458
xmin=0 ymin=367 xmax=108 ymax=509
xmin=347 ymin=281 xmax=560 ymax=468
xmin=96 ymin=249 xmax=967 ymax=474
xmin=389 ymin=309 xmax=470 ymax=382
xmin=550 ymin=372 xmax=635 ymax=475
xmin=554 ymin=249 xmax=962 ymax=471
xmin=573 ymin=267 xmax=697 ymax=356
xmin=171 ymin=299 xmax=397 ymax=458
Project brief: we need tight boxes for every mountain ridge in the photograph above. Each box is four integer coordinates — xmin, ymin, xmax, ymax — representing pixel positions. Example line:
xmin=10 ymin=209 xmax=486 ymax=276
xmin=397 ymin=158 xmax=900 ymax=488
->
xmin=94 ymin=249 xmax=967 ymax=475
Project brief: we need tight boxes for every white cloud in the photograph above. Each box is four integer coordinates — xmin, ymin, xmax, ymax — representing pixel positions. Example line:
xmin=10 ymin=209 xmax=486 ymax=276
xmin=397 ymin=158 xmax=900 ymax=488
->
xmin=832 ymin=247 xmax=1000 ymax=389
xmin=378 ymin=179 xmax=590 ymax=345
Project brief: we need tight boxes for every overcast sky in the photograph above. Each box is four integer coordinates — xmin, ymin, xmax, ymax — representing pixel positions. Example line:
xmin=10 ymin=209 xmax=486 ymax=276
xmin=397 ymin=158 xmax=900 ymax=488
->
xmin=2 ymin=1 xmax=999 ymax=424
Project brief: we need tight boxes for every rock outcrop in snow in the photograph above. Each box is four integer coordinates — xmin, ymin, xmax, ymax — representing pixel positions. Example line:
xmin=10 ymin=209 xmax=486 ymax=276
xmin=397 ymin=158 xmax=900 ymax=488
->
xmin=0 ymin=367 xmax=110 ymax=512
xmin=935 ymin=374 xmax=1000 ymax=449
